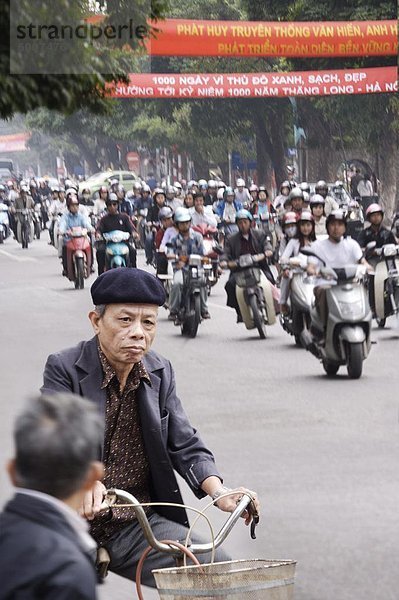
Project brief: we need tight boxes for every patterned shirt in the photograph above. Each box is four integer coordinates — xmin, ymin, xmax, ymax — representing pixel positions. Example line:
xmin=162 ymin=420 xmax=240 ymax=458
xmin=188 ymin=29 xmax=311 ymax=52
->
xmin=90 ymin=343 xmax=152 ymax=545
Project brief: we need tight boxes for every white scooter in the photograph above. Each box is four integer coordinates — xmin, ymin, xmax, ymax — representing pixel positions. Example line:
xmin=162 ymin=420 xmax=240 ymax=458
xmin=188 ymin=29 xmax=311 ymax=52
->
xmin=302 ymin=261 xmax=372 ymax=379
xmin=279 ymin=256 xmax=315 ymax=347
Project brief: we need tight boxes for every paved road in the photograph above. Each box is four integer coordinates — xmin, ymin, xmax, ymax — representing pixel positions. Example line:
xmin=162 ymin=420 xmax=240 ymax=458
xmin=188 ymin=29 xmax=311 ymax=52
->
xmin=1 ymin=235 xmax=399 ymax=600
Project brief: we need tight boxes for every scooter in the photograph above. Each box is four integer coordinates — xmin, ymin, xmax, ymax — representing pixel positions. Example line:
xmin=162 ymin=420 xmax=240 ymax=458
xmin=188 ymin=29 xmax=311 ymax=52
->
xmin=64 ymin=227 xmax=92 ymax=289
xmin=16 ymin=208 xmax=34 ymax=249
xmin=302 ymin=262 xmax=372 ymax=379
xmin=103 ymin=230 xmax=131 ymax=269
xmin=172 ymin=254 xmax=207 ymax=338
xmin=33 ymin=204 xmax=41 ymax=239
xmin=279 ymin=256 xmax=315 ymax=347
xmin=368 ymin=243 xmax=399 ymax=328
xmin=0 ymin=202 xmax=10 ymax=243
xmin=232 ymin=253 xmax=276 ymax=339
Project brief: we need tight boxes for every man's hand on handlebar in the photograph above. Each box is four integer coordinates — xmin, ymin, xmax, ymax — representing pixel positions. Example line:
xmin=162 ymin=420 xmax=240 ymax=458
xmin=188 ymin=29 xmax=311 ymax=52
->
xmin=214 ymin=486 xmax=260 ymax=526
xmin=80 ymin=480 xmax=107 ymax=520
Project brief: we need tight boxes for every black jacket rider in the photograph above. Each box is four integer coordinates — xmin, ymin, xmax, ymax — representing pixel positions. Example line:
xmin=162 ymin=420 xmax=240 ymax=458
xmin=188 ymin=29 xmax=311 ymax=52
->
xmin=357 ymin=226 xmax=396 ymax=250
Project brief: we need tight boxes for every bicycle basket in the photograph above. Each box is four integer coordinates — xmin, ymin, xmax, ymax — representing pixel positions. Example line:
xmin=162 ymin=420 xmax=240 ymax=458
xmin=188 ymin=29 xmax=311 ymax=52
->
xmin=235 ymin=268 xmax=261 ymax=288
xmin=153 ymin=558 xmax=296 ymax=600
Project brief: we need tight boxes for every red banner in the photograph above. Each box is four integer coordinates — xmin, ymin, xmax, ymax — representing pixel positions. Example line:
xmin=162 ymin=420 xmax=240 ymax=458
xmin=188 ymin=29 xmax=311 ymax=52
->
xmin=109 ymin=67 xmax=397 ymax=99
xmin=0 ymin=132 xmax=30 ymax=153
xmin=148 ymin=19 xmax=398 ymax=57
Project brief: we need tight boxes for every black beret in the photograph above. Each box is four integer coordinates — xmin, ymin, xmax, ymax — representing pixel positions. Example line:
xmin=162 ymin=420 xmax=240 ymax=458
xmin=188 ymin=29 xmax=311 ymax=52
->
xmin=91 ymin=268 xmax=166 ymax=306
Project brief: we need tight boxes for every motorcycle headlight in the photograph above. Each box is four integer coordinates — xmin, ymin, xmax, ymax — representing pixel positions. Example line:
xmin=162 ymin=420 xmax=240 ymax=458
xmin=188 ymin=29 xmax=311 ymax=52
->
xmin=191 ymin=268 xmax=198 ymax=278
xmin=339 ymin=300 xmax=363 ymax=317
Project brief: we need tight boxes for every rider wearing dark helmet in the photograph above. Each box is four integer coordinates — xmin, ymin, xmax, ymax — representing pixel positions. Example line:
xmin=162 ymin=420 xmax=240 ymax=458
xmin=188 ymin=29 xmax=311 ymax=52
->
xmin=307 ymin=210 xmax=371 ymax=329
xmin=95 ymin=193 xmax=137 ymax=275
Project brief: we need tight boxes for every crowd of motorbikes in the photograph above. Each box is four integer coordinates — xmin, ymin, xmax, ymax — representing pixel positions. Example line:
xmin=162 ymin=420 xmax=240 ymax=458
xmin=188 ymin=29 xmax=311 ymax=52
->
xmin=2 ymin=175 xmax=399 ymax=378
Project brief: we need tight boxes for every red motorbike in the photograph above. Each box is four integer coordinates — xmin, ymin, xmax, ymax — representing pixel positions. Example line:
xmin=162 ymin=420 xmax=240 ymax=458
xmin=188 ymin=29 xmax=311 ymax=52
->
xmin=192 ymin=223 xmax=222 ymax=294
xmin=64 ymin=227 xmax=92 ymax=289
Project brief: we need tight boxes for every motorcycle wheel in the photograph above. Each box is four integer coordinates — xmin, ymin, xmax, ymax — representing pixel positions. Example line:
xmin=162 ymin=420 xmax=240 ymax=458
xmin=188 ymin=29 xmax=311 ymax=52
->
xmin=294 ymin=334 xmax=303 ymax=347
xmin=346 ymin=343 xmax=363 ymax=379
xmin=0 ymin=229 xmax=3 ymax=244
xmin=249 ymin=294 xmax=267 ymax=339
xmin=376 ymin=318 xmax=386 ymax=328
xmin=75 ymin=257 xmax=85 ymax=290
xmin=183 ymin=294 xmax=201 ymax=338
xmin=21 ymin=224 xmax=29 ymax=249
xmin=322 ymin=360 xmax=339 ymax=376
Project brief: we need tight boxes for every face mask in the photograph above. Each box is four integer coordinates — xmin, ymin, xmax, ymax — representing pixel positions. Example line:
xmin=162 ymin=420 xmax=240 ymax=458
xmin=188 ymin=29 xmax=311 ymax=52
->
xmin=285 ymin=226 xmax=297 ymax=238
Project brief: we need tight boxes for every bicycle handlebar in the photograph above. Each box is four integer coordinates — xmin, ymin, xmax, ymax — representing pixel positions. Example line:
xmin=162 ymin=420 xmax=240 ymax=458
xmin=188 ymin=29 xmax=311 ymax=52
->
xmin=104 ymin=488 xmax=254 ymax=556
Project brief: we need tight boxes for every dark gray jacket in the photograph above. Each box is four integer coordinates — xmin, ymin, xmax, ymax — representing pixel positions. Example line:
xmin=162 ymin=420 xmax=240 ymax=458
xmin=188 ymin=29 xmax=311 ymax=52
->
xmin=0 ymin=494 xmax=97 ymax=600
xmin=41 ymin=337 xmax=221 ymax=526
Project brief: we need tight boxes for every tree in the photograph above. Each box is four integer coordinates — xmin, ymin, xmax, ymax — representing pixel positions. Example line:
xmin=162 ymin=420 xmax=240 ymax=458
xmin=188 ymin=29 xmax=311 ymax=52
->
xmin=0 ymin=0 xmax=169 ymax=119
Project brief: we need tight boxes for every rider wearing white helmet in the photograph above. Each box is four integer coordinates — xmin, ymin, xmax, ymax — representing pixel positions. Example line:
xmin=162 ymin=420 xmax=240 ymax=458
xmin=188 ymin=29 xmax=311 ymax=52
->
xmin=234 ymin=178 xmax=251 ymax=205
xmin=204 ymin=179 xmax=218 ymax=206
xmin=309 ymin=194 xmax=327 ymax=237
xmin=357 ymin=203 xmax=396 ymax=251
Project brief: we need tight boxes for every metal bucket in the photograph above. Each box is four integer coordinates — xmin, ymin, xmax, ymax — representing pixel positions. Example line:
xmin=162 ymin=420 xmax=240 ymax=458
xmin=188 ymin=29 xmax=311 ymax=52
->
xmin=153 ymin=558 xmax=296 ymax=600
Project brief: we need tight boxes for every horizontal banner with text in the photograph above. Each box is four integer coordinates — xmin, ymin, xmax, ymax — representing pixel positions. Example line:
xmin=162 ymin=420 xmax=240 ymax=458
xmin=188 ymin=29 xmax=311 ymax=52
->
xmin=109 ymin=67 xmax=398 ymax=99
xmin=148 ymin=19 xmax=398 ymax=57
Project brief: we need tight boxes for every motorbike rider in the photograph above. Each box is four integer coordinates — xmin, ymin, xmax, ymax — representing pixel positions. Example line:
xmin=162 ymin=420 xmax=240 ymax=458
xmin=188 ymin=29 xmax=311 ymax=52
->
xmin=252 ymin=186 xmax=274 ymax=228
xmin=155 ymin=206 xmax=175 ymax=276
xmin=142 ymin=187 xmax=165 ymax=265
xmin=287 ymin=187 xmax=306 ymax=217
xmin=274 ymin=180 xmax=291 ymax=213
xmin=166 ymin=185 xmax=183 ymax=212
xmin=215 ymin=187 xmax=242 ymax=237
xmin=191 ymin=193 xmax=218 ymax=228
xmin=279 ymin=211 xmax=316 ymax=314
xmin=234 ymin=178 xmax=251 ymax=205
xmin=314 ymin=180 xmax=338 ymax=216
xmin=358 ymin=204 xmax=397 ymax=315
xmin=173 ymin=181 xmax=184 ymax=200
xmin=130 ymin=181 xmax=143 ymax=211
xmin=167 ymin=207 xmax=210 ymax=322
xmin=187 ymin=180 xmax=199 ymax=193
xmin=37 ymin=178 xmax=51 ymax=200
xmin=96 ymin=193 xmax=137 ymax=275
xmin=58 ymin=194 xmax=94 ymax=276
xmin=306 ymin=210 xmax=372 ymax=334
xmin=117 ymin=185 xmax=134 ymax=217
xmin=79 ymin=187 xmax=93 ymax=207
xmin=357 ymin=204 xmax=396 ymax=251
xmin=184 ymin=191 xmax=195 ymax=210
xmin=221 ymin=209 xmax=274 ymax=322
xmin=278 ymin=211 xmax=298 ymax=258
xmin=205 ymin=180 xmax=218 ymax=206
xmin=309 ymin=194 xmax=327 ymax=237
xmin=13 ymin=185 xmax=35 ymax=240
xmin=48 ymin=187 xmax=67 ymax=245
xmin=93 ymin=185 xmax=109 ymax=216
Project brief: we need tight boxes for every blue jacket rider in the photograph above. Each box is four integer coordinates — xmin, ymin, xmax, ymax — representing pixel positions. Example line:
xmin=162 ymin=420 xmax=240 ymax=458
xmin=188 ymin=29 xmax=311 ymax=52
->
xmin=167 ymin=207 xmax=210 ymax=321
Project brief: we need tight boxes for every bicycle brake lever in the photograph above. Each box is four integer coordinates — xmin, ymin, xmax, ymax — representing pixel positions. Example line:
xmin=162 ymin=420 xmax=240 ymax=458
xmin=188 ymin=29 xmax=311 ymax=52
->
xmin=250 ymin=511 xmax=260 ymax=540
